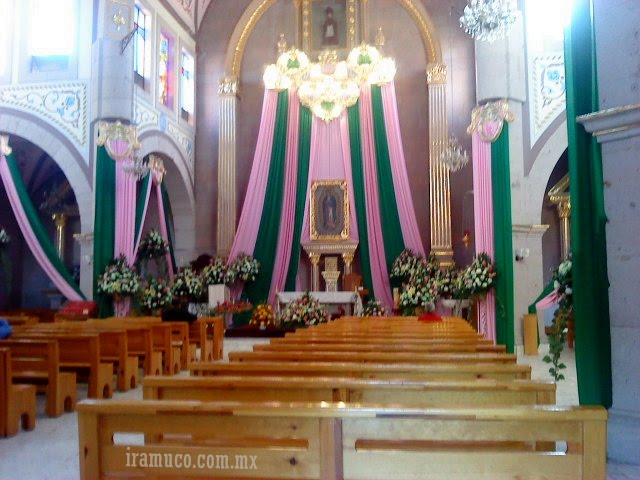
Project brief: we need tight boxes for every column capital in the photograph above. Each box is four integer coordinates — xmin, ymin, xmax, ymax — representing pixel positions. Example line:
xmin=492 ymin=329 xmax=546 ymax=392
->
xmin=556 ymin=200 xmax=571 ymax=219
xmin=426 ymin=63 xmax=447 ymax=85
xmin=219 ymin=76 xmax=239 ymax=97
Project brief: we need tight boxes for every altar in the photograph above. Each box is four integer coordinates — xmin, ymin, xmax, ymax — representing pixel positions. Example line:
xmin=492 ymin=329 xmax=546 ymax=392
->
xmin=277 ymin=291 xmax=363 ymax=316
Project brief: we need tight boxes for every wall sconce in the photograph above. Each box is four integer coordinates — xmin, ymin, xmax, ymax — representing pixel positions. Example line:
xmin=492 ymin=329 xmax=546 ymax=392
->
xmin=515 ymin=247 xmax=530 ymax=262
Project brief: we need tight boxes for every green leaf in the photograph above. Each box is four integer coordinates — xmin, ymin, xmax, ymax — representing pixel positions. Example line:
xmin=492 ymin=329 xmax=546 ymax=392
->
xmin=558 ymin=363 xmax=567 ymax=369
xmin=558 ymin=374 xmax=565 ymax=380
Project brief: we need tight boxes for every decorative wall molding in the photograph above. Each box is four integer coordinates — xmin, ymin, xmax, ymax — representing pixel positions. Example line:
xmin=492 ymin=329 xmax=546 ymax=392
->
xmin=167 ymin=122 xmax=194 ymax=178
xmin=578 ymin=103 xmax=640 ymax=144
xmin=166 ymin=0 xmax=196 ymax=32
xmin=531 ymin=53 xmax=565 ymax=145
xmin=0 ymin=81 xmax=88 ymax=148
xmin=134 ymin=98 xmax=160 ymax=132
xmin=197 ymin=0 xmax=213 ymax=30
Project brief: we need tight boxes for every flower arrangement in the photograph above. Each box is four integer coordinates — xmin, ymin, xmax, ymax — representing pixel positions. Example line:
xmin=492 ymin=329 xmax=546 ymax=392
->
xmin=0 ymin=227 xmax=10 ymax=247
xmin=249 ymin=303 xmax=276 ymax=328
xmin=227 ymin=253 xmax=260 ymax=283
xmin=201 ymin=257 xmax=228 ymax=286
xmin=462 ymin=252 xmax=497 ymax=296
xmin=139 ymin=278 xmax=172 ymax=312
xmin=544 ymin=258 xmax=573 ymax=381
xmin=212 ymin=300 xmax=253 ymax=316
xmin=390 ymin=249 xmax=422 ymax=280
xmin=279 ymin=292 xmax=328 ymax=327
xmin=171 ymin=267 xmax=203 ymax=301
xmin=398 ymin=275 xmax=438 ymax=312
xmin=97 ymin=255 xmax=141 ymax=296
xmin=137 ymin=230 xmax=169 ymax=260
xmin=363 ymin=299 xmax=387 ymax=316
xmin=437 ymin=266 xmax=471 ymax=300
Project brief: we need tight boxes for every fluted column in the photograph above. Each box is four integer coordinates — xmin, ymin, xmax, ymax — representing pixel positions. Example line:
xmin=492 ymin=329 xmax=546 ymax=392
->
xmin=52 ymin=213 xmax=67 ymax=262
xmin=426 ymin=63 xmax=453 ymax=266
xmin=557 ymin=200 xmax=571 ymax=261
xmin=216 ymin=76 xmax=239 ymax=257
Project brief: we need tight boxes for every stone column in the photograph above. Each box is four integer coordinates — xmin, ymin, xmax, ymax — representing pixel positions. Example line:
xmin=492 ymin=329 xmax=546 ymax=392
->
xmin=426 ymin=63 xmax=453 ymax=266
xmin=216 ymin=76 xmax=239 ymax=257
xmin=52 ymin=213 xmax=67 ymax=262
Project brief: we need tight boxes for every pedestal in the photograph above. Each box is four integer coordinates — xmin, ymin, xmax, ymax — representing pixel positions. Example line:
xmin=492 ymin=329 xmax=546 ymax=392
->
xmin=302 ymin=240 xmax=358 ymax=292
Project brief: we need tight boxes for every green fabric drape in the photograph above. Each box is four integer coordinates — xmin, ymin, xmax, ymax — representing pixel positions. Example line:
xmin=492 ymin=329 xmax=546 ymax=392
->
xmin=491 ymin=125 xmax=515 ymax=353
xmin=347 ymin=102 xmax=374 ymax=295
xmin=244 ymin=91 xmax=289 ymax=308
xmin=565 ymin=0 xmax=612 ymax=407
xmin=93 ymin=145 xmax=116 ymax=317
xmin=134 ymin=173 xmax=152 ymax=252
xmin=4 ymin=153 xmax=85 ymax=299
xmin=285 ymin=106 xmax=312 ymax=291
xmin=160 ymin=182 xmax=177 ymax=273
xmin=370 ymin=85 xmax=405 ymax=269
xmin=528 ymin=279 xmax=556 ymax=314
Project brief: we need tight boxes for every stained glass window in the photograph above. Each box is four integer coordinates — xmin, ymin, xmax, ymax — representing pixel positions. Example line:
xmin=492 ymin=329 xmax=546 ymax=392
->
xmin=133 ymin=5 xmax=150 ymax=89
xmin=180 ymin=50 xmax=195 ymax=123
xmin=158 ymin=31 xmax=173 ymax=108
xmin=29 ymin=0 xmax=76 ymax=56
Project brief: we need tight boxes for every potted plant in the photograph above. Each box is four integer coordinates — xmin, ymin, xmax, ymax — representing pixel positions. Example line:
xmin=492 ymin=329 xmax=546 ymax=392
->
xmin=544 ymin=258 xmax=572 ymax=381
xmin=97 ymin=255 xmax=141 ymax=317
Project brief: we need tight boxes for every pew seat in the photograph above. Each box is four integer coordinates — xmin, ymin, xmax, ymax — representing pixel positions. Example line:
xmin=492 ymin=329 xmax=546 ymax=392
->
xmin=1 ymin=348 xmax=36 ymax=437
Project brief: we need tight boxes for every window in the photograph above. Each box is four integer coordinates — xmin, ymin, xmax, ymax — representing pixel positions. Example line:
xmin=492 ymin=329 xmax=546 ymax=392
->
xmin=29 ymin=0 xmax=76 ymax=72
xmin=180 ymin=50 xmax=195 ymax=123
xmin=158 ymin=31 xmax=174 ymax=109
xmin=133 ymin=5 xmax=151 ymax=89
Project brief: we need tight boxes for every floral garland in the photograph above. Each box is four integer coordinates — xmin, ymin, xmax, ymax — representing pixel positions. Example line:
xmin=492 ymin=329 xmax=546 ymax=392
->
xmin=97 ymin=255 xmax=141 ymax=296
xmin=462 ymin=252 xmax=497 ymax=296
xmin=249 ymin=303 xmax=276 ymax=327
xmin=137 ymin=229 xmax=169 ymax=260
xmin=279 ymin=292 xmax=328 ymax=327
xmin=544 ymin=258 xmax=572 ymax=381
xmin=139 ymin=278 xmax=172 ymax=312
xmin=201 ymin=257 xmax=228 ymax=286
xmin=227 ymin=253 xmax=260 ymax=283
xmin=363 ymin=299 xmax=387 ymax=316
xmin=171 ymin=267 xmax=203 ymax=301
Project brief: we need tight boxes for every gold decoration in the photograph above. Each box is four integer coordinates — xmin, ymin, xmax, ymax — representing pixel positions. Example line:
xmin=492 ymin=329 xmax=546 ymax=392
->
xmin=96 ymin=121 xmax=140 ymax=160
xmin=148 ymin=154 xmax=167 ymax=185
xmin=0 ymin=135 xmax=12 ymax=155
xmin=426 ymin=63 xmax=447 ymax=84
xmin=218 ymin=76 xmax=239 ymax=96
xmin=277 ymin=33 xmax=288 ymax=54
xmin=310 ymin=180 xmax=350 ymax=241
xmin=467 ymin=99 xmax=515 ymax=143
xmin=374 ymin=26 xmax=385 ymax=47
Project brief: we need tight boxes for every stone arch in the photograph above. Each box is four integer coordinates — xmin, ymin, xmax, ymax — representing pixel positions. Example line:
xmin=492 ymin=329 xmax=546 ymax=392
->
xmin=0 ymin=107 xmax=92 ymax=234
xmin=221 ymin=0 xmax=442 ymax=77
xmin=138 ymin=130 xmax=196 ymax=262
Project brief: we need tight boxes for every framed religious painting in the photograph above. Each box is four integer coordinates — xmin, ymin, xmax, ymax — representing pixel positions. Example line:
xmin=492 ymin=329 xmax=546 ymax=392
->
xmin=310 ymin=180 xmax=350 ymax=241
xmin=299 ymin=0 xmax=366 ymax=59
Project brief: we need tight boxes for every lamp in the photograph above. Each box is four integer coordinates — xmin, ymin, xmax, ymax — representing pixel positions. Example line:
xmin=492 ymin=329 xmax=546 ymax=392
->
xmin=459 ymin=0 xmax=519 ymax=42
xmin=515 ymin=247 xmax=530 ymax=262
xmin=440 ymin=135 xmax=469 ymax=172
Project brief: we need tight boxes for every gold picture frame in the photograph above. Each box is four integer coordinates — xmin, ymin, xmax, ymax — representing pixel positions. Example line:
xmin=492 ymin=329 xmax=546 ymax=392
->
xmin=299 ymin=0 xmax=364 ymax=59
xmin=310 ymin=180 xmax=349 ymax=241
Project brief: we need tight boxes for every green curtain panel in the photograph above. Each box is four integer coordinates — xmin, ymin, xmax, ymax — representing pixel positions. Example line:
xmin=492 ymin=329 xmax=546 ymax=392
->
xmin=285 ymin=106 xmax=312 ymax=291
xmin=244 ymin=90 xmax=289 ymax=307
xmin=348 ymin=102 xmax=374 ymax=295
xmin=491 ymin=125 xmax=515 ymax=353
xmin=565 ymin=0 xmax=612 ymax=407
xmin=93 ymin=145 xmax=116 ymax=317
xmin=4 ymin=153 xmax=85 ymax=299
xmin=370 ymin=85 xmax=406 ymax=269
xmin=160 ymin=182 xmax=177 ymax=273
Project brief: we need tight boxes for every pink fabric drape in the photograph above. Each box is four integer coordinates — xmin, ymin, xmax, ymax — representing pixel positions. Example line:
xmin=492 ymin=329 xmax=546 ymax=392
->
xmin=114 ymin=160 xmax=137 ymax=265
xmin=132 ymin=176 xmax=153 ymax=261
xmin=472 ymin=129 xmax=498 ymax=341
xmin=268 ymin=88 xmax=301 ymax=303
xmin=380 ymin=82 xmax=425 ymax=256
xmin=155 ymin=183 xmax=175 ymax=279
xmin=536 ymin=289 xmax=560 ymax=310
xmin=0 ymin=154 xmax=83 ymax=301
xmin=359 ymin=85 xmax=393 ymax=309
xmin=339 ymin=112 xmax=359 ymax=243
xmin=228 ymin=90 xmax=279 ymax=263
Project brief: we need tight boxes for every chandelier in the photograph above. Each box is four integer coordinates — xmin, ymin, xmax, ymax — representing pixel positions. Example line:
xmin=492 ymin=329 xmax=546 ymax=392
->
xmin=123 ymin=155 xmax=149 ymax=180
xmin=459 ymin=0 xmax=519 ymax=42
xmin=440 ymin=136 xmax=469 ymax=172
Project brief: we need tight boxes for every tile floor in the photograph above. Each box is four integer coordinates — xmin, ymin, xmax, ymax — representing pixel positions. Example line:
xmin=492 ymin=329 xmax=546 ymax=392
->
xmin=0 ymin=338 xmax=638 ymax=479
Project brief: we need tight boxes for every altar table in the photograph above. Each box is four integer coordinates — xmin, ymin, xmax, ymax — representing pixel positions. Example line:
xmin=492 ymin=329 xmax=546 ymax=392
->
xmin=277 ymin=291 xmax=363 ymax=316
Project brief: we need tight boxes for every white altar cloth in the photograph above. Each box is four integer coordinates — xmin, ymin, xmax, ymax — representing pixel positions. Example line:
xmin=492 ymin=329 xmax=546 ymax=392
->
xmin=277 ymin=291 xmax=363 ymax=316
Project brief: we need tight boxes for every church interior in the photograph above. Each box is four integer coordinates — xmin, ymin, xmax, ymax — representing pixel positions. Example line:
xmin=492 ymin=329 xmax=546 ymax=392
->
xmin=0 ymin=0 xmax=639 ymax=478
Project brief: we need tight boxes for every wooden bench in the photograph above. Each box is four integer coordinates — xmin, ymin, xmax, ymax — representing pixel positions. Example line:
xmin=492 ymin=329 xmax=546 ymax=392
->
xmin=77 ymin=400 xmax=607 ymax=480
xmin=272 ymin=336 xmax=494 ymax=346
xmin=253 ymin=342 xmax=506 ymax=354
xmin=189 ymin=317 xmax=224 ymax=362
xmin=2 ymin=315 xmax=39 ymax=326
xmin=0 ymin=348 xmax=36 ymax=437
xmin=143 ymin=376 xmax=556 ymax=406
xmin=190 ymin=361 xmax=532 ymax=381
xmin=0 ymin=339 xmax=76 ymax=416
xmin=229 ymin=350 xmax=517 ymax=364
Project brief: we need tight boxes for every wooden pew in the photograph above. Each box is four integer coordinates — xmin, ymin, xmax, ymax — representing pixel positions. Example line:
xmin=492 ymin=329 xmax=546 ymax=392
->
xmin=190 ymin=361 xmax=532 ymax=381
xmin=77 ymin=400 xmax=608 ymax=480
xmin=2 ymin=315 xmax=39 ymax=326
xmin=0 ymin=348 xmax=36 ymax=437
xmin=189 ymin=317 xmax=224 ymax=362
xmin=229 ymin=350 xmax=517 ymax=364
xmin=271 ymin=336 xmax=494 ymax=346
xmin=143 ymin=376 xmax=556 ymax=406
xmin=253 ymin=342 xmax=506 ymax=354
xmin=9 ymin=331 xmax=113 ymax=399
xmin=0 ymin=339 xmax=76 ymax=416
